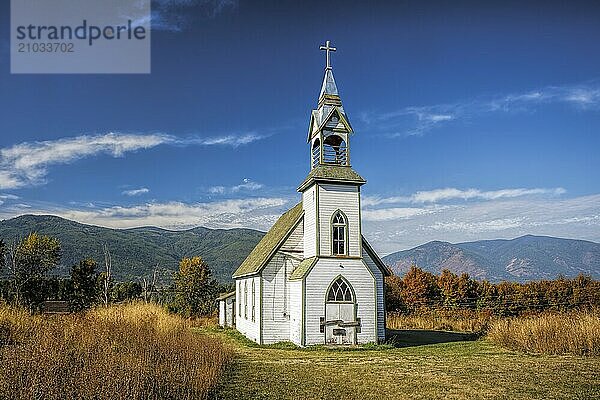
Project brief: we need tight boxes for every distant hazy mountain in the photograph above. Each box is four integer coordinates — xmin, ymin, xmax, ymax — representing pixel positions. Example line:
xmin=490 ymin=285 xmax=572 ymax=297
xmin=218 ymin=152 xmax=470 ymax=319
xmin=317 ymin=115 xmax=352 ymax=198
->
xmin=382 ymin=235 xmax=600 ymax=282
xmin=0 ymin=215 xmax=263 ymax=282
xmin=2 ymin=215 xmax=598 ymax=284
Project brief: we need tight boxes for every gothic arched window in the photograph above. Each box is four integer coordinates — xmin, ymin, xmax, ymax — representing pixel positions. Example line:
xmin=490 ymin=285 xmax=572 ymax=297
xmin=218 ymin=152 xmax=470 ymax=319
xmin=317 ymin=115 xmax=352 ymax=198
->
xmin=327 ymin=277 xmax=353 ymax=302
xmin=332 ymin=211 xmax=347 ymax=256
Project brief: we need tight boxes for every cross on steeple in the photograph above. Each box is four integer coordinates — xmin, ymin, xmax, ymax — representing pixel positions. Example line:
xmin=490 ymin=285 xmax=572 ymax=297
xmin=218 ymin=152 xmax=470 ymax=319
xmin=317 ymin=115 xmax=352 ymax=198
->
xmin=320 ymin=40 xmax=337 ymax=70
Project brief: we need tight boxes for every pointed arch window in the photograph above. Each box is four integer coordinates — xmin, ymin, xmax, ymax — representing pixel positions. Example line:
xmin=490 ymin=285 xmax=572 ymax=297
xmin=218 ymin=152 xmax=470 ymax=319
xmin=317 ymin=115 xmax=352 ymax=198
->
xmin=327 ymin=277 xmax=353 ymax=302
xmin=332 ymin=211 xmax=347 ymax=256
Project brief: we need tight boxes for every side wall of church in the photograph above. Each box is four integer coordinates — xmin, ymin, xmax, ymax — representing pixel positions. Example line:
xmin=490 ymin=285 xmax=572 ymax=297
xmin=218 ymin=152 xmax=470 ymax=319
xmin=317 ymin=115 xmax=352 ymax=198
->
xmin=362 ymin=249 xmax=386 ymax=341
xmin=261 ymin=222 xmax=303 ymax=344
xmin=235 ymin=276 xmax=261 ymax=343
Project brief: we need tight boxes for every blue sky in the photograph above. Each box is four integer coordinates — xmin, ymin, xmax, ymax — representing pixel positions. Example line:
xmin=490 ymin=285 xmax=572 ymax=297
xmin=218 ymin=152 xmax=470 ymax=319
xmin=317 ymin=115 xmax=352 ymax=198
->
xmin=0 ymin=0 xmax=599 ymax=254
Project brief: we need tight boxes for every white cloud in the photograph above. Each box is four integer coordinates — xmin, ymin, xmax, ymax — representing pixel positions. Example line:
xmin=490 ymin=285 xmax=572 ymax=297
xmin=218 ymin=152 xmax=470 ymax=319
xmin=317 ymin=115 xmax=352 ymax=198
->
xmin=411 ymin=187 xmax=566 ymax=203
xmin=209 ymin=178 xmax=265 ymax=195
xmin=0 ymin=197 xmax=291 ymax=232
xmin=362 ymin=206 xmax=445 ymax=222
xmin=362 ymin=81 xmax=600 ymax=137
xmin=151 ymin=0 xmax=238 ymax=31
xmin=122 ymin=187 xmax=150 ymax=196
xmin=362 ymin=194 xmax=600 ymax=255
xmin=362 ymin=187 xmax=565 ymax=206
xmin=0 ymin=132 xmax=265 ymax=189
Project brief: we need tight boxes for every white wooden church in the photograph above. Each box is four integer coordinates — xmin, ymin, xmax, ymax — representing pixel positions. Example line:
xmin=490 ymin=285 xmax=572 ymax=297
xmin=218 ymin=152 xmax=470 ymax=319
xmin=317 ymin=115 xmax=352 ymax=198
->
xmin=219 ymin=41 xmax=390 ymax=346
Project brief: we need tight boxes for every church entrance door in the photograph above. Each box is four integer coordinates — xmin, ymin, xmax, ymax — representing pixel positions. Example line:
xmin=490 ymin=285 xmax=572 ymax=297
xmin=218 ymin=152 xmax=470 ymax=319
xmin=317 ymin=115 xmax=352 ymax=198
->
xmin=324 ymin=276 xmax=357 ymax=345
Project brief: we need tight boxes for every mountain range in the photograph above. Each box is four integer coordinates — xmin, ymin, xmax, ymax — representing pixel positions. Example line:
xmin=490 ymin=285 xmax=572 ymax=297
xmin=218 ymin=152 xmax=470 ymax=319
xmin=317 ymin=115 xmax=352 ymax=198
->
xmin=0 ymin=215 xmax=262 ymax=282
xmin=382 ymin=235 xmax=600 ymax=282
xmin=0 ymin=215 xmax=598 ymax=283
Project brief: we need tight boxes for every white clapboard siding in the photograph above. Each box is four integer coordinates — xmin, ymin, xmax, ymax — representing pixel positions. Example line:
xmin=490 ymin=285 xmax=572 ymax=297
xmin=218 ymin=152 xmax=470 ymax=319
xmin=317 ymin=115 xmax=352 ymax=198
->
xmin=304 ymin=259 xmax=377 ymax=345
xmin=362 ymin=252 xmax=386 ymax=341
xmin=281 ymin=219 xmax=304 ymax=253
xmin=317 ymin=184 xmax=360 ymax=257
xmin=219 ymin=301 xmax=226 ymax=327
xmin=302 ymin=186 xmax=317 ymax=257
xmin=235 ymin=276 xmax=260 ymax=343
xmin=261 ymin=253 xmax=299 ymax=344
xmin=288 ymin=280 xmax=303 ymax=345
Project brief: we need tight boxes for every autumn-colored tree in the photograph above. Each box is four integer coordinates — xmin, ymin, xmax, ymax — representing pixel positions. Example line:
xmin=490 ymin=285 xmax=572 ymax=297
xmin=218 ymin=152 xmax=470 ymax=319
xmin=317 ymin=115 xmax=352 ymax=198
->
xmin=438 ymin=269 xmax=460 ymax=308
xmin=456 ymin=273 xmax=478 ymax=308
xmin=385 ymin=274 xmax=405 ymax=312
xmin=170 ymin=256 xmax=218 ymax=317
xmin=401 ymin=266 xmax=440 ymax=310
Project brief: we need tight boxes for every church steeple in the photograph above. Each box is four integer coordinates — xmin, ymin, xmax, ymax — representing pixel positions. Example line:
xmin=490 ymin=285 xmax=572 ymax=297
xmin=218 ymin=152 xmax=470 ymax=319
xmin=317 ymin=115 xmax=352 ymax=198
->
xmin=307 ymin=41 xmax=354 ymax=170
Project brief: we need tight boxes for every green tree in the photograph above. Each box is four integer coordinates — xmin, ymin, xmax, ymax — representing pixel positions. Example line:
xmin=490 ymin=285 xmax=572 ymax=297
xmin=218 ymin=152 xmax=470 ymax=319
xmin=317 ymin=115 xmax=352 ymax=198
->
xmin=111 ymin=281 xmax=142 ymax=302
xmin=70 ymin=259 xmax=98 ymax=311
xmin=9 ymin=233 xmax=61 ymax=308
xmin=170 ymin=256 xmax=218 ymax=317
xmin=0 ymin=239 xmax=6 ymax=271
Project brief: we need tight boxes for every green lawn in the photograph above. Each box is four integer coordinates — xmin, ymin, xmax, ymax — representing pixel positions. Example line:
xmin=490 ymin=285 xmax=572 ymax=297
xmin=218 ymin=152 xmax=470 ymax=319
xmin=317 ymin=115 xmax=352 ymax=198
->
xmin=198 ymin=327 xmax=600 ymax=400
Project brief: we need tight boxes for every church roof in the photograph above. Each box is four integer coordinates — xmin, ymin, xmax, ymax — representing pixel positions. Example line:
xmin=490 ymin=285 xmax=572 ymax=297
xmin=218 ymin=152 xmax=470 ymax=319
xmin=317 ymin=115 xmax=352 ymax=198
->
xmin=289 ymin=257 xmax=317 ymax=281
xmin=232 ymin=202 xmax=304 ymax=278
xmin=231 ymin=201 xmax=390 ymax=280
xmin=297 ymin=165 xmax=365 ymax=192
xmin=216 ymin=291 xmax=235 ymax=301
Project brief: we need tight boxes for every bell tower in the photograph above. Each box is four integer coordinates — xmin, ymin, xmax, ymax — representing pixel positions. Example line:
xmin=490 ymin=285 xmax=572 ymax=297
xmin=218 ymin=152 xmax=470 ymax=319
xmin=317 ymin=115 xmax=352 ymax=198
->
xmin=307 ymin=40 xmax=354 ymax=169
xmin=299 ymin=41 xmax=365 ymax=259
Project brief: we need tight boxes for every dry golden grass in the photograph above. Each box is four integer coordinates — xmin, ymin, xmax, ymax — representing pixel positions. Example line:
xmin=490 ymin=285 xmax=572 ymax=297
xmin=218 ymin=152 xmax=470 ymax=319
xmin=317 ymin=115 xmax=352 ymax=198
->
xmin=487 ymin=310 xmax=600 ymax=356
xmin=0 ymin=302 xmax=232 ymax=400
xmin=387 ymin=309 xmax=493 ymax=333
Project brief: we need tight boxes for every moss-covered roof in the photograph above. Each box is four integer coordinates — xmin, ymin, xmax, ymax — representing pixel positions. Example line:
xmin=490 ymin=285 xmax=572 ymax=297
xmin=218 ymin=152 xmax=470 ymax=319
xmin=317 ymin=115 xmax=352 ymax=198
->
xmin=232 ymin=202 xmax=304 ymax=278
xmin=297 ymin=165 xmax=365 ymax=192
xmin=216 ymin=291 xmax=235 ymax=301
xmin=289 ymin=257 xmax=318 ymax=281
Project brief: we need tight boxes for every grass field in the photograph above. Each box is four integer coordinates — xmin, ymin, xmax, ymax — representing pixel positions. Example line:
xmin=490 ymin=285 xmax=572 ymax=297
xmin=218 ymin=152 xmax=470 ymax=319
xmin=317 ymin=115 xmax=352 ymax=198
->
xmin=205 ymin=327 xmax=600 ymax=400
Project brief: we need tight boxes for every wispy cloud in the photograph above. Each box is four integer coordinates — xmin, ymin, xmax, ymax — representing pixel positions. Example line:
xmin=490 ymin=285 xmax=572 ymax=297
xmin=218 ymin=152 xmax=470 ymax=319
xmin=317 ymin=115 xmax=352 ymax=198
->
xmin=0 ymin=132 xmax=265 ymax=190
xmin=361 ymin=81 xmax=600 ymax=137
xmin=361 ymin=192 xmax=600 ymax=255
xmin=209 ymin=178 xmax=264 ymax=195
xmin=362 ymin=187 xmax=565 ymax=206
xmin=0 ymin=197 xmax=291 ymax=231
xmin=151 ymin=0 xmax=238 ymax=31
xmin=122 ymin=187 xmax=150 ymax=196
